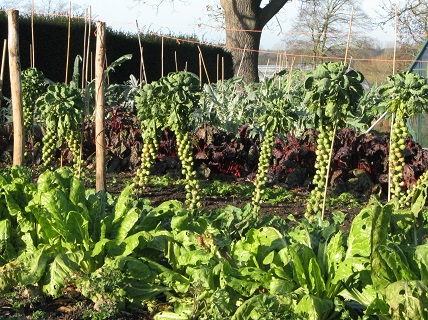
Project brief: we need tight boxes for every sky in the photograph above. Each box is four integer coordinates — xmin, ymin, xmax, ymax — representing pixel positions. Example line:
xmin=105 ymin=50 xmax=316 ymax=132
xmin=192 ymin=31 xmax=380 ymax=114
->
xmin=3 ymin=0 xmax=397 ymax=50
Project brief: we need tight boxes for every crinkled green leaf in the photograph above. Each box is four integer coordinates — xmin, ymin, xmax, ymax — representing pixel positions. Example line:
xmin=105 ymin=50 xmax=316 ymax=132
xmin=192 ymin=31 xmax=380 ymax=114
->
xmin=371 ymin=200 xmax=394 ymax=291
xmin=385 ymin=280 xmax=428 ymax=320
xmin=309 ymin=257 xmax=326 ymax=297
xmin=65 ymin=210 xmax=90 ymax=249
xmin=294 ymin=294 xmax=334 ymax=320
xmin=346 ymin=206 xmax=372 ymax=258
xmin=41 ymin=252 xmax=83 ymax=297
xmin=414 ymin=244 xmax=428 ymax=282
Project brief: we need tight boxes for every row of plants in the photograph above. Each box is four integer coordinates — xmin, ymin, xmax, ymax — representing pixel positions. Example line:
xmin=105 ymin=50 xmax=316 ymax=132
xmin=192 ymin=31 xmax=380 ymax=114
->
xmin=3 ymin=61 xmax=428 ymax=214
xmin=1 ymin=166 xmax=428 ymax=319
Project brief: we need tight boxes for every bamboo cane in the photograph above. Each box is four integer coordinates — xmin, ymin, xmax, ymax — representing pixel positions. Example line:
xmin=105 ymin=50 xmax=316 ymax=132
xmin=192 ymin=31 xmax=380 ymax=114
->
xmin=161 ymin=36 xmax=164 ymax=77
xmin=0 ymin=39 xmax=7 ymax=110
xmin=216 ymin=54 xmax=219 ymax=82
xmin=197 ymin=46 xmax=211 ymax=84
xmin=81 ymin=8 xmax=87 ymax=89
xmin=135 ymin=20 xmax=147 ymax=86
xmin=65 ymin=0 xmax=71 ymax=84
xmin=344 ymin=6 xmax=354 ymax=63
xmin=199 ymin=53 xmax=202 ymax=86
xmin=31 ymin=0 xmax=35 ymax=67
xmin=388 ymin=5 xmax=399 ymax=201
xmin=85 ymin=6 xmax=92 ymax=84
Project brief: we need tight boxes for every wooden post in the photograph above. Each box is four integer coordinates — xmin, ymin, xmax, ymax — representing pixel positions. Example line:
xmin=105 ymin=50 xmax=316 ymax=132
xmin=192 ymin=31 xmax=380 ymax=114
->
xmin=95 ymin=21 xmax=106 ymax=192
xmin=8 ymin=10 xmax=24 ymax=166
xmin=0 ymin=39 xmax=7 ymax=110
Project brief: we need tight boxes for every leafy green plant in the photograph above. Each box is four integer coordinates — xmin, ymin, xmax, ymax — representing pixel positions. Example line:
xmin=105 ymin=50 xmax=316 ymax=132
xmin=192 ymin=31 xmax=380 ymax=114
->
xmin=135 ymin=71 xmax=202 ymax=209
xmin=21 ymin=68 xmax=46 ymax=132
xmin=200 ymin=180 xmax=254 ymax=199
xmin=376 ymin=72 xmax=428 ymax=204
xmin=133 ymin=77 xmax=167 ymax=194
xmin=0 ymin=167 xmax=36 ymax=264
xmin=199 ymin=77 xmax=259 ymax=134
xmin=251 ymin=73 xmax=297 ymax=213
xmin=36 ymin=83 xmax=84 ymax=175
xmin=303 ymin=62 xmax=365 ymax=216
xmin=0 ymin=167 xmax=156 ymax=299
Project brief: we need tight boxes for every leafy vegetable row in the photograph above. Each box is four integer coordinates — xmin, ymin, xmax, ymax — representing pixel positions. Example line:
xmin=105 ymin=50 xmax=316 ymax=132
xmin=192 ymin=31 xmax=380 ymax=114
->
xmin=1 ymin=167 xmax=428 ymax=318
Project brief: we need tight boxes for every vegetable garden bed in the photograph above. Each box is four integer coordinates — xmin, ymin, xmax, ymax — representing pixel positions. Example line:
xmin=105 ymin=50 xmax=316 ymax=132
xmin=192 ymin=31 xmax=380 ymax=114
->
xmin=2 ymin=61 xmax=428 ymax=319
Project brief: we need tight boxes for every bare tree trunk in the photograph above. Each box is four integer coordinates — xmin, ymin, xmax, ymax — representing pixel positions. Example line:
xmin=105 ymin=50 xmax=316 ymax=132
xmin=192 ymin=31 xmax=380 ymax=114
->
xmin=220 ymin=0 xmax=289 ymax=83
xmin=8 ymin=10 xmax=24 ymax=166
xmin=95 ymin=21 xmax=106 ymax=192
xmin=221 ymin=0 xmax=261 ymax=82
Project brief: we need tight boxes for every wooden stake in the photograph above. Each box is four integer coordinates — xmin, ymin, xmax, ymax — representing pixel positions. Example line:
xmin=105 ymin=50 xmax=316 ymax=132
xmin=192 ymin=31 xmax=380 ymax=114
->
xmin=199 ymin=53 xmax=202 ymax=86
xmin=85 ymin=6 xmax=92 ymax=84
xmin=344 ymin=6 xmax=354 ymax=63
xmin=236 ymin=46 xmax=247 ymax=78
xmin=161 ymin=36 xmax=164 ymax=77
xmin=81 ymin=8 xmax=87 ymax=89
xmin=136 ymin=20 xmax=147 ymax=86
xmin=90 ymin=51 xmax=93 ymax=81
xmin=174 ymin=51 xmax=178 ymax=72
xmin=29 ymin=44 xmax=32 ymax=68
xmin=95 ymin=21 xmax=106 ymax=192
xmin=388 ymin=5 xmax=399 ymax=200
xmin=216 ymin=54 xmax=219 ymax=82
xmin=392 ymin=5 xmax=398 ymax=75
xmin=197 ymin=46 xmax=210 ymax=84
xmin=0 ymin=39 xmax=7 ymax=110
xmin=8 ymin=10 xmax=24 ymax=166
xmin=31 ymin=0 xmax=35 ymax=67
xmin=65 ymin=0 xmax=71 ymax=84
xmin=222 ymin=56 xmax=224 ymax=82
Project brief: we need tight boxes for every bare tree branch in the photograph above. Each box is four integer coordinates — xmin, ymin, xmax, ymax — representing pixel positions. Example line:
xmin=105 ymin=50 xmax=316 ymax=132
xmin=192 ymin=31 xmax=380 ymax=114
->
xmin=259 ymin=0 xmax=290 ymax=27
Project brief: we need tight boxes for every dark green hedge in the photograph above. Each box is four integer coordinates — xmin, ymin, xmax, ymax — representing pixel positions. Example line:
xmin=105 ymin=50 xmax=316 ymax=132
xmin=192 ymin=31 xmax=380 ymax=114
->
xmin=0 ymin=11 xmax=233 ymax=98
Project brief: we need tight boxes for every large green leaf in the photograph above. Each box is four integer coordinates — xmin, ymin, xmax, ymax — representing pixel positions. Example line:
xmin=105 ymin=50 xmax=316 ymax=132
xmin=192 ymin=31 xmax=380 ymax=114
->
xmin=346 ymin=206 xmax=372 ymax=259
xmin=232 ymin=227 xmax=286 ymax=268
xmin=0 ymin=247 xmax=50 ymax=291
xmin=141 ymin=257 xmax=190 ymax=293
xmin=332 ymin=257 xmax=370 ymax=285
xmin=20 ymin=247 xmax=51 ymax=286
xmin=294 ymin=294 xmax=333 ymax=320
xmin=231 ymin=293 xmax=292 ymax=320
xmin=0 ymin=219 xmax=16 ymax=263
xmin=112 ymin=207 xmax=140 ymax=242
xmin=308 ymin=257 xmax=326 ymax=298
xmin=385 ymin=280 xmax=428 ymax=319
xmin=65 ymin=210 xmax=90 ymax=250
xmin=414 ymin=244 xmax=428 ymax=282
xmin=325 ymin=231 xmax=345 ymax=279
xmin=371 ymin=200 xmax=394 ymax=291
xmin=41 ymin=252 xmax=84 ymax=297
